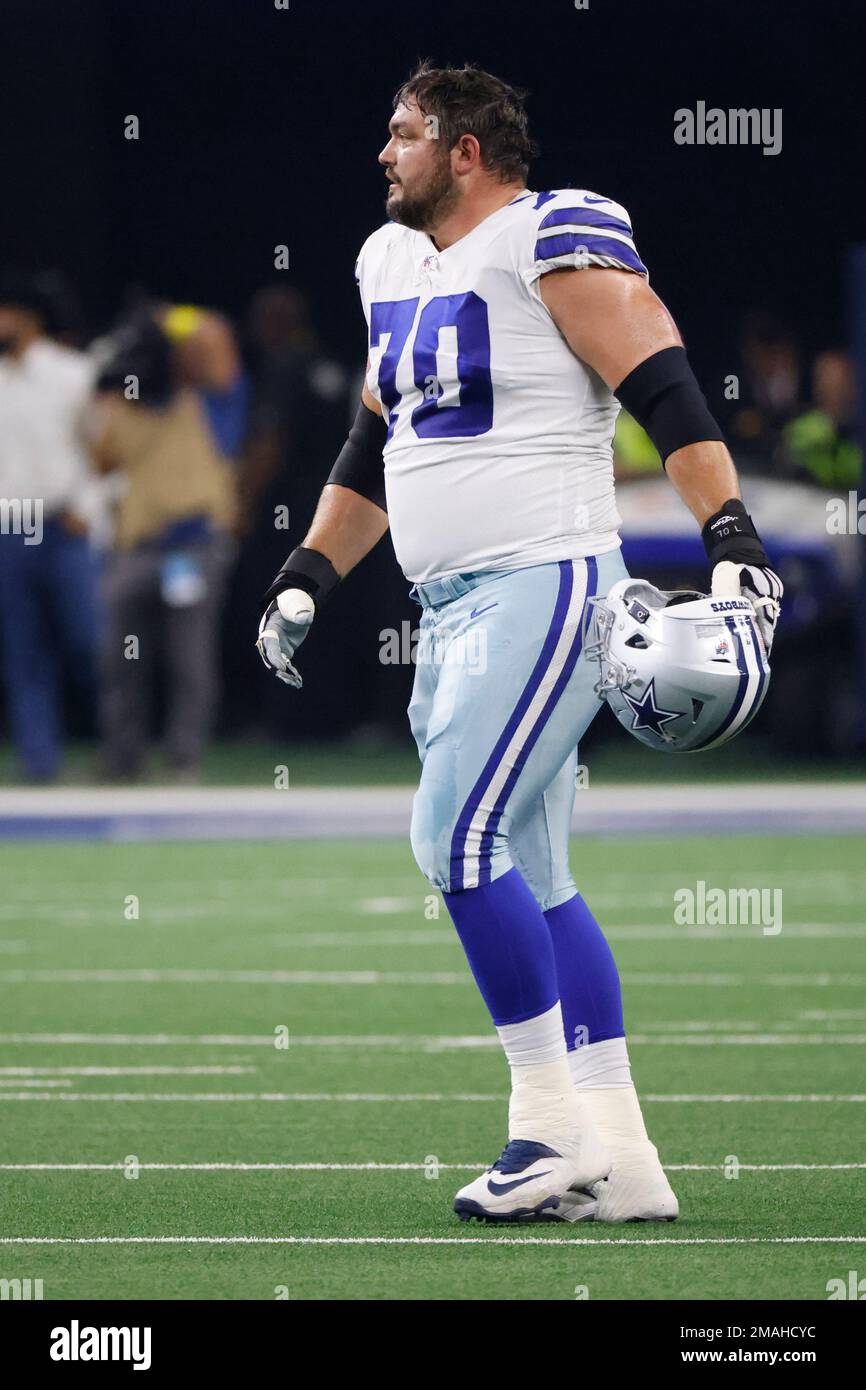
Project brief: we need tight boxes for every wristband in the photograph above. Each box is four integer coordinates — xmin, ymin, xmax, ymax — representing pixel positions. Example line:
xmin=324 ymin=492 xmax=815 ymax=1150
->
xmin=701 ymin=499 xmax=769 ymax=568
xmin=263 ymin=546 xmax=340 ymax=608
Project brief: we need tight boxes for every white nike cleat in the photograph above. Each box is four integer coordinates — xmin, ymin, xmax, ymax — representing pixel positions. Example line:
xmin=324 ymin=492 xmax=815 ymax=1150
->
xmin=453 ymin=1136 xmax=610 ymax=1224
xmin=557 ymin=1143 xmax=679 ymax=1223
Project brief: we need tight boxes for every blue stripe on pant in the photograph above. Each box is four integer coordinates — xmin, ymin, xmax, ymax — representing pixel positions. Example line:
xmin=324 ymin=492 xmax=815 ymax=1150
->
xmin=408 ymin=549 xmax=628 ymax=904
xmin=451 ymin=557 xmax=595 ymax=890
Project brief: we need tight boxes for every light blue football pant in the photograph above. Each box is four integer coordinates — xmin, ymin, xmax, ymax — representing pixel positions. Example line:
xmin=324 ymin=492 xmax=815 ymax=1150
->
xmin=408 ymin=548 xmax=629 ymax=905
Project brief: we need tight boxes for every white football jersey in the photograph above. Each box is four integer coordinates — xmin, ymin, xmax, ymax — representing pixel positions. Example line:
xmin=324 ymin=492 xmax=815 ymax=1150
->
xmin=354 ymin=188 xmax=648 ymax=583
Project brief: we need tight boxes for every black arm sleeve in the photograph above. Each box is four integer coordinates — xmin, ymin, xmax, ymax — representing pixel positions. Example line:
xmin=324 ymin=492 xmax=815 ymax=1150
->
xmin=261 ymin=401 xmax=387 ymax=608
xmin=614 ymin=345 xmax=724 ymax=466
xmin=327 ymin=398 xmax=388 ymax=511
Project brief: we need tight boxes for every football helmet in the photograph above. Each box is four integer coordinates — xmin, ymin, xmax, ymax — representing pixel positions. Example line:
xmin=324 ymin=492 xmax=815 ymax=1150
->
xmin=585 ymin=578 xmax=771 ymax=753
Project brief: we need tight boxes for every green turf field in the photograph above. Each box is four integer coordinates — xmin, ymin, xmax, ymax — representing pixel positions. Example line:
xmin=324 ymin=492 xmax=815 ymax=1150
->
xmin=0 ymin=834 xmax=864 ymax=1300
xmin=3 ymin=736 xmax=866 ymax=787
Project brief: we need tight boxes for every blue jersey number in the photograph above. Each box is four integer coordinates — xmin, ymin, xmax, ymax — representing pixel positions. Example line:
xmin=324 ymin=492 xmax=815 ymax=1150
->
xmin=370 ymin=292 xmax=493 ymax=440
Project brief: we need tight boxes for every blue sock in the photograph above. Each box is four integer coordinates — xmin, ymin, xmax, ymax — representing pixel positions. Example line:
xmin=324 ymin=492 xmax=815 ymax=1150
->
xmin=544 ymin=893 xmax=624 ymax=1048
xmin=443 ymin=866 xmax=561 ymax=1027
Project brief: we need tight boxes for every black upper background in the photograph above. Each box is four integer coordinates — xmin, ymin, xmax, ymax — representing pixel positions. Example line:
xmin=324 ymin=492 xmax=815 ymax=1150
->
xmin=0 ymin=0 xmax=862 ymax=380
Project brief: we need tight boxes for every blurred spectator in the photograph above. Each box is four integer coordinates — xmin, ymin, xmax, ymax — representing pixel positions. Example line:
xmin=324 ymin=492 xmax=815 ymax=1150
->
xmin=224 ymin=285 xmax=361 ymax=739
xmin=780 ymin=350 xmax=862 ymax=489
xmin=230 ymin=284 xmax=417 ymax=744
xmin=0 ymin=269 xmax=99 ymax=781
xmin=613 ymin=410 xmax=660 ymax=480
xmin=724 ymin=312 xmax=804 ymax=469
xmin=92 ymin=304 xmax=246 ymax=780
xmin=237 ymin=285 xmax=350 ymax=535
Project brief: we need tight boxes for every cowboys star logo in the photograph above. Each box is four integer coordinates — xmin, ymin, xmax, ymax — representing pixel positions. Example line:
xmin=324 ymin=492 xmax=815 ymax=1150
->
xmin=622 ymin=679 xmax=682 ymax=736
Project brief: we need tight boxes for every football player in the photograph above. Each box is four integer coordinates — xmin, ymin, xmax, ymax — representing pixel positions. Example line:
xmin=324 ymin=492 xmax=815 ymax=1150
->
xmin=257 ymin=63 xmax=782 ymax=1222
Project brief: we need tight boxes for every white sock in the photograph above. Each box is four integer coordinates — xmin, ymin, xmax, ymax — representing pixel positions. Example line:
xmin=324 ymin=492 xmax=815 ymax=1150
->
xmin=497 ymin=1004 xmax=583 ymax=1143
xmin=569 ymin=1038 xmax=660 ymax=1164
xmin=497 ymin=1003 xmax=567 ymax=1069
xmin=567 ymin=1035 xmax=633 ymax=1089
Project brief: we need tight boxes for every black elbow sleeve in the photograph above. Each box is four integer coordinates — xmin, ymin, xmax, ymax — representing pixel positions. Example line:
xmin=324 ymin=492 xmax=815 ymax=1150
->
xmin=614 ymin=346 xmax=724 ymax=466
xmin=327 ymin=399 xmax=388 ymax=511
xmin=262 ymin=401 xmax=386 ymax=609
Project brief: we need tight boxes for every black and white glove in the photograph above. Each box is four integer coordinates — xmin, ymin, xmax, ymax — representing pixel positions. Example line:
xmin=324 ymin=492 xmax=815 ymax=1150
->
xmin=702 ymin=499 xmax=783 ymax=655
xmin=710 ymin=560 xmax=783 ymax=655
xmin=255 ymin=545 xmax=340 ymax=689
xmin=256 ymin=590 xmax=316 ymax=689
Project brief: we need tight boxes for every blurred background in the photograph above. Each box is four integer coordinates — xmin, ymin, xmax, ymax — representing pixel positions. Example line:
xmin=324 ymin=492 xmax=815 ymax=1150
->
xmin=1 ymin=0 xmax=865 ymax=788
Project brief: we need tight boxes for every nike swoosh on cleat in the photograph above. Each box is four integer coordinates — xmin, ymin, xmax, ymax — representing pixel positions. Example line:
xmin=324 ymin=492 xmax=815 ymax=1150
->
xmin=584 ymin=196 xmax=611 ymax=204
xmin=469 ymin=602 xmax=498 ymax=620
xmin=487 ymin=1169 xmax=552 ymax=1196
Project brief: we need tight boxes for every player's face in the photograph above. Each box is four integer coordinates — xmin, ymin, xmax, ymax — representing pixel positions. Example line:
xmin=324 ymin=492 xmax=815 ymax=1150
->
xmin=0 ymin=306 xmax=36 ymax=355
xmin=379 ymin=101 xmax=458 ymax=231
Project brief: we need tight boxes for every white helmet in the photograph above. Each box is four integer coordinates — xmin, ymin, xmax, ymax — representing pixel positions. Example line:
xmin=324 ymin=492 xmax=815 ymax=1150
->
xmin=585 ymin=578 xmax=771 ymax=753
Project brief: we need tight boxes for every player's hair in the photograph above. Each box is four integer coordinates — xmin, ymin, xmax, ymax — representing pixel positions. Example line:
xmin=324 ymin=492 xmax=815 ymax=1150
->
xmin=393 ymin=61 xmax=537 ymax=183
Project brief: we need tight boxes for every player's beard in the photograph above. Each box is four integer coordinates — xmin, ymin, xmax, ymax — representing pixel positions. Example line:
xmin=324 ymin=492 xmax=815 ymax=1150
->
xmin=386 ymin=151 xmax=459 ymax=232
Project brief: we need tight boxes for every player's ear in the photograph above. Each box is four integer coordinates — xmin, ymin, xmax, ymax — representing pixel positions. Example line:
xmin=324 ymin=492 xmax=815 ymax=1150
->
xmin=453 ymin=132 xmax=482 ymax=172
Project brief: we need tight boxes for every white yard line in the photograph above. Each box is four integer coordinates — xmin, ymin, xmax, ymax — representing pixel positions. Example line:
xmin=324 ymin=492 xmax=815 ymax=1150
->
xmin=0 ymin=1235 xmax=863 ymax=1247
xmin=263 ymin=924 xmax=866 ymax=945
xmin=0 ymin=1033 xmax=283 ymax=1045
xmin=0 ymin=1091 xmax=863 ymax=1103
xmin=801 ymin=1010 xmax=866 ymax=1020
xmin=0 ymin=1030 xmax=863 ymax=1051
xmin=2 ymin=969 xmax=865 ymax=987
xmin=607 ymin=925 xmax=866 ymax=940
xmin=0 ymin=1079 xmax=72 ymax=1088
xmin=1 ymin=919 xmax=864 ymax=941
xmin=0 ymin=1066 xmax=256 ymax=1077
xmin=0 ymin=1092 xmax=499 ymax=1103
xmin=0 ymin=969 xmax=472 ymax=985
xmin=645 ymin=1094 xmax=866 ymax=1103
xmin=272 ymin=931 xmax=455 ymax=946
xmin=0 ymin=1161 xmax=862 ymax=1172
xmin=621 ymin=973 xmax=866 ymax=988
xmin=627 ymin=1034 xmax=866 ymax=1045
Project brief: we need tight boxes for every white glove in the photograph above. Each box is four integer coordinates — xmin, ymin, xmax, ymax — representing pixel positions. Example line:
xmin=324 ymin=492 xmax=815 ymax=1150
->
xmin=255 ymin=588 xmax=316 ymax=688
xmin=711 ymin=560 xmax=783 ymax=655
